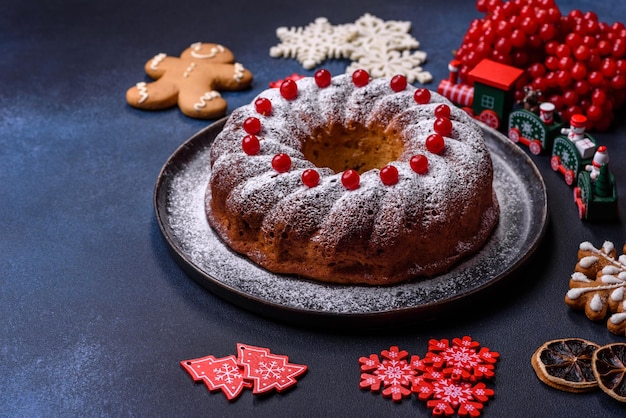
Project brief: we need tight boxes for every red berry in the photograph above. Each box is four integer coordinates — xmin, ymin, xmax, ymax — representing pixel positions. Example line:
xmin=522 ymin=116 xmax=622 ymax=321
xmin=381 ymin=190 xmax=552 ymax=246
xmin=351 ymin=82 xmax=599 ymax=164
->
xmin=545 ymin=56 xmax=559 ymax=71
xmin=570 ymin=62 xmax=588 ymax=80
xmin=591 ymin=89 xmax=607 ymax=106
xmin=539 ymin=23 xmax=558 ymax=41
xmin=528 ymin=63 xmax=546 ymax=79
xmin=565 ymin=33 xmax=582 ymax=48
xmin=558 ymin=56 xmax=574 ymax=71
xmin=433 ymin=117 xmax=453 ymax=137
xmin=434 ymin=104 xmax=451 ymax=118
xmin=410 ymin=154 xmax=429 ymax=174
xmin=314 ymin=69 xmax=331 ymax=88
xmin=301 ymin=169 xmax=320 ymax=187
xmin=352 ymin=69 xmax=370 ymax=87
xmin=611 ymin=74 xmax=626 ymax=90
xmin=495 ymin=37 xmax=512 ymax=55
xmin=521 ymin=16 xmax=538 ymax=35
xmin=254 ymin=97 xmax=272 ymax=116
xmin=531 ymin=77 xmax=548 ymax=92
xmin=271 ymin=153 xmax=291 ymax=173
xmin=573 ymin=45 xmax=591 ymax=61
xmin=555 ymin=43 xmax=571 ymax=58
xmin=380 ymin=165 xmax=399 ymax=186
xmin=426 ymin=133 xmax=445 ymax=154
xmin=390 ymin=74 xmax=407 ymax=92
xmin=280 ymin=79 xmax=298 ymax=100
xmin=341 ymin=169 xmax=360 ymax=190
xmin=563 ymin=90 xmax=579 ymax=107
xmin=588 ymin=71 xmax=604 ymax=87
xmin=556 ymin=70 xmax=572 ymax=88
xmin=597 ymin=40 xmax=612 ymax=56
xmin=601 ymin=58 xmax=618 ymax=78
xmin=510 ymin=30 xmax=528 ymax=48
xmin=574 ymin=80 xmax=591 ymax=96
xmin=586 ymin=104 xmax=603 ymax=121
xmin=241 ymin=134 xmax=260 ymax=155
xmin=243 ymin=117 xmax=261 ymax=135
xmin=414 ymin=88 xmax=431 ymax=104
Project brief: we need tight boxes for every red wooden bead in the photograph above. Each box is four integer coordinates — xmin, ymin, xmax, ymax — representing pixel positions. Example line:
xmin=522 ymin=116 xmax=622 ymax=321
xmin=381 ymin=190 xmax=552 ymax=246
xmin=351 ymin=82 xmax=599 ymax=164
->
xmin=254 ymin=97 xmax=272 ymax=116
xmin=390 ymin=75 xmax=407 ymax=92
xmin=426 ymin=133 xmax=445 ymax=154
xmin=341 ymin=169 xmax=360 ymax=190
xmin=241 ymin=134 xmax=260 ymax=155
xmin=413 ymin=88 xmax=431 ymax=104
xmin=314 ymin=69 xmax=332 ymax=88
xmin=379 ymin=165 xmax=399 ymax=185
xmin=280 ymin=79 xmax=298 ymax=100
xmin=243 ymin=117 xmax=261 ymax=135
xmin=410 ymin=154 xmax=428 ymax=174
xmin=352 ymin=69 xmax=370 ymax=87
xmin=272 ymin=153 xmax=291 ymax=173
xmin=301 ymin=169 xmax=320 ymax=187
xmin=433 ymin=117 xmax=453 ymax=137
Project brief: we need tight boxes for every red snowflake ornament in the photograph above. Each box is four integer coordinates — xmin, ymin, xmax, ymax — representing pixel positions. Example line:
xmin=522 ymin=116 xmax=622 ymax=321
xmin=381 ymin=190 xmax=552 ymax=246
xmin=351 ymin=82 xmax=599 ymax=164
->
xmin=426 ymin=336 xmax=499 ymax=382
xmin=359 ymin=346 xmax=418 ymax=402
xmin=236 ymin=343 xmax=307 ymax=394
xmin=416 ymin=378 xmax=494 ymax=418
xmin=360 ymin=336 xmax=499 ymax=416
xmin=180 ymin=355 xmax=251 ymax=401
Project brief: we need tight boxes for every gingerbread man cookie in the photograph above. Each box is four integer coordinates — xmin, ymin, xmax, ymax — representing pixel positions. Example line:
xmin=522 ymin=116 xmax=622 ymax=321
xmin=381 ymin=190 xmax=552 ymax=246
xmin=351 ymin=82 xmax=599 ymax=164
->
xmin=126 ymin=42 xmax=253 ymax=119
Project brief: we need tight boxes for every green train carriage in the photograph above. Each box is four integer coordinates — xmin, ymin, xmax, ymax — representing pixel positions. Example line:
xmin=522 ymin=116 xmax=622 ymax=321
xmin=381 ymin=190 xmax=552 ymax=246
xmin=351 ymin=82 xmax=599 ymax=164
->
xmin=574 ymin=164 xmax=619 ymax=222
xmin=508 ymin=108 xmax=564 ymax=155
xmin=550 ymin=133 xmax=598 ymax=186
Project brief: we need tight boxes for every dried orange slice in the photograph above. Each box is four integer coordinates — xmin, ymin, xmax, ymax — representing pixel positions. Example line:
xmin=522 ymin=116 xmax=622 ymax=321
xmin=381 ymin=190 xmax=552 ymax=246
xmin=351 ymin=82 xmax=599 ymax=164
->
xmin=532 ymin=338 xmax=600 ymax=392
xmin=592 ymin=343 xmax=626 ymax=402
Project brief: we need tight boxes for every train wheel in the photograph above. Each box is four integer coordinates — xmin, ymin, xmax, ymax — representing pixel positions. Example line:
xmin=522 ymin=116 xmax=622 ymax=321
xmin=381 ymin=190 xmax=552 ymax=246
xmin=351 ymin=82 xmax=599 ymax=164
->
xmin=565 ymin=169 xmax=575 ymax=186
xmin=462 ymin=107 xmax=474 ymax=117
xmin=508 ymin=128 xmax=521 ymax=143
xmin=550 ymin=155 xmax=561 ymax=172
xmin=479 ymin=109 xmax=500 ymax=130
xmin=529 ymin=140 xmax=543 ymax=155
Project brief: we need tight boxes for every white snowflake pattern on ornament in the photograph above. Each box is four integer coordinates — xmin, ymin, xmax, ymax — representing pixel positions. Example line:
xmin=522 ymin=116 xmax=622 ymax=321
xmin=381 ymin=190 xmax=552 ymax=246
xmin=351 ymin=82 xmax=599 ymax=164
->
xmin=254 ymin=360 xmax=285 ymax=380
xmin=213 ymin=363 xmax=243 ymax=384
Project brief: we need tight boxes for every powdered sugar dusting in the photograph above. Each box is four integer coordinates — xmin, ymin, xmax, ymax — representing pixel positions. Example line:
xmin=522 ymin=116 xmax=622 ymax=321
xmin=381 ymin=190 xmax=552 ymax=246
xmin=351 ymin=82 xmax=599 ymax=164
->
xmin=160 ymin=123 xmax=546 ymax=316
xmin=207 ymin=74 xmax=498 ymax=282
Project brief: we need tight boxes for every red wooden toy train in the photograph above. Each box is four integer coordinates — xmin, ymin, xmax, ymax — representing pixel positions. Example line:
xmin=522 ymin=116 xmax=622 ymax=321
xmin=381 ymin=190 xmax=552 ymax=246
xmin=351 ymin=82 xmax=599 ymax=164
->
xmin=437 ymin=58 xmax=618 ymax=222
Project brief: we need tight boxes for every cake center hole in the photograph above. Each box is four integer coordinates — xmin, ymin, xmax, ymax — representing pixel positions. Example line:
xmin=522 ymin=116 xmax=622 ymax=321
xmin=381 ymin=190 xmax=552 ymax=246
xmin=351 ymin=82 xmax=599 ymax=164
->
xmin=302 ymin=126 xmax=404 ymax=174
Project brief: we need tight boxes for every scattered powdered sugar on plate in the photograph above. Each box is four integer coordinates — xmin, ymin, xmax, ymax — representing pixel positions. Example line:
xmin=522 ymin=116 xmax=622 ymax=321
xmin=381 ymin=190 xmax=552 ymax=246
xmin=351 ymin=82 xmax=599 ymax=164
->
xmin=158 ymin=120 xmax=546 ymax=318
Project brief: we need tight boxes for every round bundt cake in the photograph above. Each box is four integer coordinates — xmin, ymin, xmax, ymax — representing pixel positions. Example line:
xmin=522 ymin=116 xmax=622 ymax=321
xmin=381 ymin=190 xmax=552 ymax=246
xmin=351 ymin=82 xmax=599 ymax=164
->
xmin=206 ymin=70 xmax=499 ymax=285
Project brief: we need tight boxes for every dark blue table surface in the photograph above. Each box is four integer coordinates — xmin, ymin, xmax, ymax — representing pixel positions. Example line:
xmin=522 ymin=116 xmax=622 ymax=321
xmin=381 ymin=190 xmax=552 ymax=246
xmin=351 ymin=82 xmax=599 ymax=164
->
xmin=2 ymin=0 xmax=626 ymax=416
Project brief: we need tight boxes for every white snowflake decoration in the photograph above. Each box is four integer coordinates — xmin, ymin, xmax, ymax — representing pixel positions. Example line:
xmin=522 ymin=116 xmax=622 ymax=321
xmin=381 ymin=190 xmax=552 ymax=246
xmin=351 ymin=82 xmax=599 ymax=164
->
xmin=255 ymin=360 xmax=285 ymax=380
xmin=269 ymin=14 xmax=432 ymax=84
xmin=269 ymin=17 xmax=358 ymax=70
xmin=213 ymin=363 xmax=243 ymax=384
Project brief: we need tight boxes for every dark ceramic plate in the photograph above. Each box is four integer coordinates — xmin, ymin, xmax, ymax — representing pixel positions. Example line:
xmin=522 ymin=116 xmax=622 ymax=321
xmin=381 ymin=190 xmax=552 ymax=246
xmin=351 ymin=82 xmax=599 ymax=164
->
xmin=155 ymin=117 xmax=548 ymax=328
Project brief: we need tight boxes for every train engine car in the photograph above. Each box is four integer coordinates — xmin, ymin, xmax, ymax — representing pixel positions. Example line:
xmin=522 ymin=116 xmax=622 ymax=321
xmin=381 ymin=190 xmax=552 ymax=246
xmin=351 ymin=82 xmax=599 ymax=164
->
xmin=573 ymin=147 xmax=618 ymax=221
xmin=438 ymin=58 xmax=523 ymax=131
xmin=550 ymin=114 xmax=598 ymax=186
xmin=508 ymin=101 xmax=564 ymax=155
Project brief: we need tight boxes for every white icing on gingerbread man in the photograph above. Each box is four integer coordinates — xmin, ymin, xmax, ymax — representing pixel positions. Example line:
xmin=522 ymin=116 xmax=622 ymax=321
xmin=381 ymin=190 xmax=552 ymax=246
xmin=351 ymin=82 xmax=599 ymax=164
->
xmin=126 ymin=42 xmax=253 ymax=119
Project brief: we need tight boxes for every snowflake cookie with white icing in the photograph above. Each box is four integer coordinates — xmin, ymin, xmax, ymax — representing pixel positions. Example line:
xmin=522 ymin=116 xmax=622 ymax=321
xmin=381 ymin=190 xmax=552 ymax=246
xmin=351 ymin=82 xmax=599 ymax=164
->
xmin=126 ymin=42 xmax=253 ymax=119
xmin=565 ymin=241 xmax=626 ymax=336
xmin=270 ymin=14 xmax=432 ymax=84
